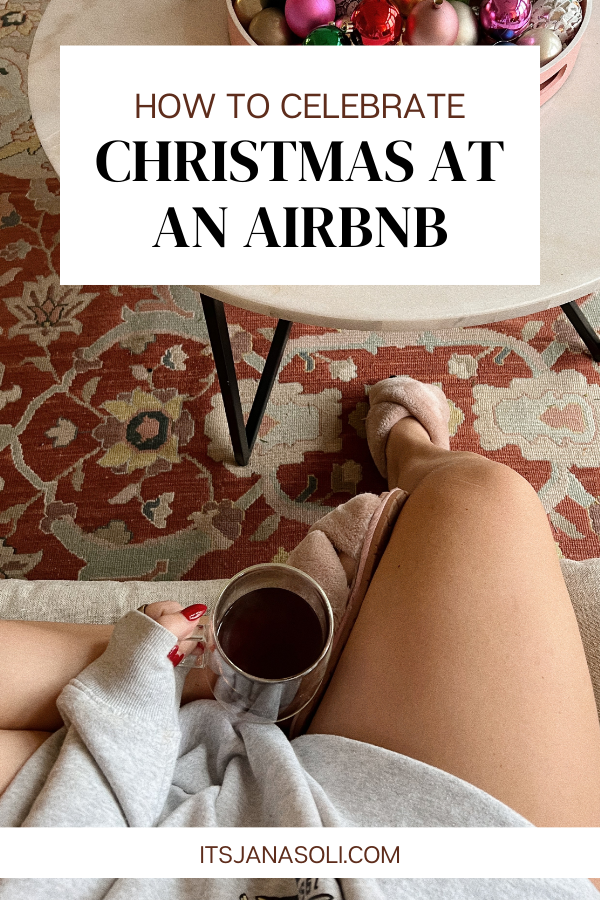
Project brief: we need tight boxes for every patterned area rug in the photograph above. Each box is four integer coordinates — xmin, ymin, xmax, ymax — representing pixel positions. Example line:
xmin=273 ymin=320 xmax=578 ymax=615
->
xmin=1 ymin=0 xmax=600 ymax=583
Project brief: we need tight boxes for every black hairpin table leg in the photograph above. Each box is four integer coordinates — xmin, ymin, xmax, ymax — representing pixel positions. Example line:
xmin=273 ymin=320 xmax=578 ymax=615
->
xmin=201 ymin=294 xmax=292 ymax=466
xmin=561 ymin=301 xmax=600 ymax=363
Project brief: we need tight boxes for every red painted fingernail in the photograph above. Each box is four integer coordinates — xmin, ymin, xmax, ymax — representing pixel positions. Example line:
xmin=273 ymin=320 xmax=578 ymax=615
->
xmin=182 ymin=604 xmax=207 ymax=621
xmin=167 ymin=645 xmax=184 ymax=666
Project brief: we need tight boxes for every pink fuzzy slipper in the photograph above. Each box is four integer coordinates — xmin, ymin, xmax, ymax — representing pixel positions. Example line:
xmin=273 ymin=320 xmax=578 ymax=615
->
xmin=287 ymin=487 xmax=408 ymax=737
xmin=366 ymin=376 xmax=451 ymax=478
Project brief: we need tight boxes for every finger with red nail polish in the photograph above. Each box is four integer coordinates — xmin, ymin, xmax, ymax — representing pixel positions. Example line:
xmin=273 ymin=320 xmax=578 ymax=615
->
xmin=188 ymin=640 xmax=205 ymax=660
xmin=182 ymin=604 xmax=207 ymax=622
xmin=167 ymin=645 xmax=184 ymax=667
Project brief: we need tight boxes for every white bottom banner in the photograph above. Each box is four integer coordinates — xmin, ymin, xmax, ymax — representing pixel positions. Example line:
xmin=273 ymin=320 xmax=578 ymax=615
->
xmin=1 ymin=827 xmax=598 ymax=878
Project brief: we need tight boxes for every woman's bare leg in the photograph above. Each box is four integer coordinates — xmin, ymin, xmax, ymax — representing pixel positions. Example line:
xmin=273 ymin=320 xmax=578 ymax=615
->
xmin=310 ymin=417 xmax=600 ymax=827
xmin=0 ymin=612 xmax=214 ymax=734
xmin=0 ymin=621 xmax=114 ymax=795
xmin=0 ymin=730 xmax=52 ymax=796
xmin=0 ymin=621 xmax=115 ymax=732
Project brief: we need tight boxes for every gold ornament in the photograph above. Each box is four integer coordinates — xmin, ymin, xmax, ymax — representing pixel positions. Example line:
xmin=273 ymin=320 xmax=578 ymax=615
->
xmin=234 ymin=0 xmax=271 ymax=28
xmin=248 ymin=7 xmax=294 ymax=43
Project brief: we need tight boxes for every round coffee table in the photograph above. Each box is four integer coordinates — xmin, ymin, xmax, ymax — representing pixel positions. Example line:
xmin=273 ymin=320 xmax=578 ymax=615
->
xmin=28 ymin=0 xmax=600 ymax=462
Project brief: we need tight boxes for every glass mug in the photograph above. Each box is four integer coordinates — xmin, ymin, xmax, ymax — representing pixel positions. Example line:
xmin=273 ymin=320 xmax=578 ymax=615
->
xmin=180 ymin=563 xmax=334 ymax=724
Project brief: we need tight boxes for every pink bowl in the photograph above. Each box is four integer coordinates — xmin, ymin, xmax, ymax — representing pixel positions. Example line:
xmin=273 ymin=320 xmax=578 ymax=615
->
xmin=539 ymin=0 xmax=591 ymax=104
xmin=225 ymin=0 xmax=591 ymax=104
xmin=226 ymin=0 xmax=260 ymax=43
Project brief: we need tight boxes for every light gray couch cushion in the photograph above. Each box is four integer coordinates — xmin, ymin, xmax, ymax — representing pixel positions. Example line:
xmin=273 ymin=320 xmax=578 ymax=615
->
xmin=0 ymin=579 xmax=227 ymax=624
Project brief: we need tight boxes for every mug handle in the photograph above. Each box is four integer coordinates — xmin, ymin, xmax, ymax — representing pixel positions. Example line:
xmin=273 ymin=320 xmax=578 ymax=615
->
xmin=178 ymin=623 xmax=208 ymax=669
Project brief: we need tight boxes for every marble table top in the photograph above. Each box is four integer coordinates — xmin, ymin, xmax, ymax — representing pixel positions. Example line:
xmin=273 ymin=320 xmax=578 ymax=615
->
xmin=28 ymin=0 xmax=600 ymax=330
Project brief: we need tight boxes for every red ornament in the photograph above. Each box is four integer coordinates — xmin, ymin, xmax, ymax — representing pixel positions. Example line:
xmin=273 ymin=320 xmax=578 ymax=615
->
xmin=351 ymin=0 xmax=403 ymax=44
xmin=404 ymin=0 xmax=459 ymax=44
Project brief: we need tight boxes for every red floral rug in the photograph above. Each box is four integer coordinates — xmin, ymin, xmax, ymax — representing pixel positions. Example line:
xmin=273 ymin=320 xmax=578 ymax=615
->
xmin=1 ymin=0 xmax=600 ymax=582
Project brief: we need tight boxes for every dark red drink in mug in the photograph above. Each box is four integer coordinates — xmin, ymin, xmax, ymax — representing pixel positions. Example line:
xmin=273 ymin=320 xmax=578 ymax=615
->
xmin=181 ymin=564 xmax=334 ymax=723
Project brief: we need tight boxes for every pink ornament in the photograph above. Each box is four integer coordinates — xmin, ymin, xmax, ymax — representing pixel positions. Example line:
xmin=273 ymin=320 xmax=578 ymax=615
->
xmin=479 ymin=0 xmax=531 ymax=39
xmin=404 ymin=0 xmax=460 ymax=44
xmin=285 ymin=0 xmax=337 ymax=37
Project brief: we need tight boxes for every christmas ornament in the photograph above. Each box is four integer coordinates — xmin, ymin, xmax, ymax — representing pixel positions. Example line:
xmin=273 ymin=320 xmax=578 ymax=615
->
xmin=335 ymin=0 xmax=361 ymax=19
xmin=449 ymin=0 xmax=479 ymax=42
xmin=528 ymin=0 xmax=582 ymax=44
xmin=303 ymin=22 xmax=353 ymax=41
xmin=285 ymin=0 xmax=337 ymax=37
xmin=351 ymin=0 xmax=403 ymax=43
xmin=517 ymin=24 xmax=563 ymax=60
xmin=394 ymin=0 xmax=423 ymax=17
xmin=335 ymin=16 xmax=365 ymax=40
xmin=351 ymin=0 xmax=403 ymax=44
xmin=234 ymin=0 xmax=271 ymax=27
xmin=249 ymin=7 xmax=294 ymax=42
xmin=404 ymin=0 xmax=460 ymax=44
xmin=479 ymin=0 xmax=531 ymax=39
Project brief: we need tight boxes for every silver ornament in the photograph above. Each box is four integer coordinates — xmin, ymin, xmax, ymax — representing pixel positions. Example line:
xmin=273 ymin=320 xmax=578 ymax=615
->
xmin=528 ymin=0 xmax=582 ymax=44
xmin=449 ymin=0 xmax=479 ymax=43
xmin=517 ymin=25 xmax=563 ymax=61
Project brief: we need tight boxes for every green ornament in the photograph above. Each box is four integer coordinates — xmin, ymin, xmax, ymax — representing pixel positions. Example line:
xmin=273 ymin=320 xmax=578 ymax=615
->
xmin=303 ymin=24 xmax=352 ymax=44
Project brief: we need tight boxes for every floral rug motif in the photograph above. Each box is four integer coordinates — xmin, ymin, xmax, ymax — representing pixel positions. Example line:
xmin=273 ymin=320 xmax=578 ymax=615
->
xmin=1 ymin=0 xmax=600 ymax=583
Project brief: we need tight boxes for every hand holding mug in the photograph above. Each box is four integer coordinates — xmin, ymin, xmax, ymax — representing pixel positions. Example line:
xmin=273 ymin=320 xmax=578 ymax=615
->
xmin=140 ymin=601 xmax=207 ymax=667
xmin=140 ymin=565 xmax=333 ymax=724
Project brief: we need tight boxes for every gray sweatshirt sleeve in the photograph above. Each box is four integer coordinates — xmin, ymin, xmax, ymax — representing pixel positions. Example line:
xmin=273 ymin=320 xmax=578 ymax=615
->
xmin=1 ymin=611 xmax=186 ymax=828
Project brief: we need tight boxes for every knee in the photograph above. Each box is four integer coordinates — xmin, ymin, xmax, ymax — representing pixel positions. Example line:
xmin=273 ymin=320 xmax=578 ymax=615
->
xmin=421 ymin=452 xmax=541 ymax=513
